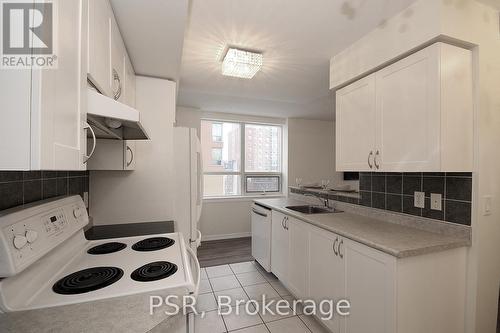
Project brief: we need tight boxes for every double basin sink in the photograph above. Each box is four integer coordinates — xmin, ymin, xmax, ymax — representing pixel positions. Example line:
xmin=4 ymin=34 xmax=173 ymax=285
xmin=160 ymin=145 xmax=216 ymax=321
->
xmin=285 ymin=205 xmax=343 ymax=215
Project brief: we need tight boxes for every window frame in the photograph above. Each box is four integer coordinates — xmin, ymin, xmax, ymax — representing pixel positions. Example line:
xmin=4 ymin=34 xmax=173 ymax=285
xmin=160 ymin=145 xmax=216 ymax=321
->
xmin=201 ymin=119 xmax=283 ymax=198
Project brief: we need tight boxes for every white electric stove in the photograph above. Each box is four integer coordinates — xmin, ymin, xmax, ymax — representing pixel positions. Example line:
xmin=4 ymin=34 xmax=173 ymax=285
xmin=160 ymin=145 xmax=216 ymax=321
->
xmin=0 ymin=196 xmax=200 ymax=313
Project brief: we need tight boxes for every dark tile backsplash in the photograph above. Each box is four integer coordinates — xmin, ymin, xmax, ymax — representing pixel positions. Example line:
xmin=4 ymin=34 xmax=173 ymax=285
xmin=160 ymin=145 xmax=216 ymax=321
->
xmin=292 ymin=172 xmax=473 ymax=226
xmin=0 ymin=171 xmax=89 ymax=211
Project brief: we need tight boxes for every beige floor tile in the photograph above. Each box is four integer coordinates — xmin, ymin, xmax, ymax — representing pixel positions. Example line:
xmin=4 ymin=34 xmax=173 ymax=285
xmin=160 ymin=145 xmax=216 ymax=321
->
xmin=230 ymin=261 xmax=258 ymax=274
xmin=211 ymin=275 xmax=241 ymax=292
xmin=231 ymin=324 xmax=269 ymax=333
xmin=236 ymin=271 xmax=267 ymax=287
xmin=269 ymin=280 xmax=290 ymax=296
xmin=281 ymin=295 xmax=304 ymax=315
xmin=222 ymin=304 xmax=263 ymax=331
xmin=206 ymin=264 xmax=234 ymax=278
xmin=299 ymin=315 xmax=330 ymax=333
xmin=255 ymin=297 xmax=295 ymax=323
xmin=194 ymin=309 xmax=226 ymax=333
xmin=266 ymin=316 xmax=310 ymax=333
xmin=244 ymin=283 xmax=280 ymax=301
xmin=200 ymin=268 xmax=209 ymax=280
xmin=195 ymin=293 xmax=219 ymax=312
xmin=215 ymin=287 xmax=250 ymax=307
xmin=199 ymin=279 xmax=213 ymax=294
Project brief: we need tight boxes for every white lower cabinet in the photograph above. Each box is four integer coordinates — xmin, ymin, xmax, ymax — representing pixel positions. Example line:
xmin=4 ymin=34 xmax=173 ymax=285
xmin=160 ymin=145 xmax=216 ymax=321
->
xmin=271 ymin=211 xmax=289 ymax=282
xmin=308 ymin=227 xmax=345 ymax=333
xmin=270 ymin=209 xmax=466 ymax=333
xmin=343 ymin=238 xmax=395 ymax=333
xmin=287 ymin=218 xmax=309 ymax=299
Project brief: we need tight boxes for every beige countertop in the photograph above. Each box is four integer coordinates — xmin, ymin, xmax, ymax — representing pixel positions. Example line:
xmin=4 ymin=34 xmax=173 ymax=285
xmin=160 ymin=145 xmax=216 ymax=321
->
xmin=254 ymin=197 xmax=471 ymax=258
xmin=0 ymin=288 xmax=186 ymax=333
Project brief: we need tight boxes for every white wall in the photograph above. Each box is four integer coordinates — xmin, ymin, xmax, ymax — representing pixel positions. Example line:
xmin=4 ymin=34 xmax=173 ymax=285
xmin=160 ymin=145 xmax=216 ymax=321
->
xmin=287 ymin=118 xmax=348 ymax=188
xmin=90 ymin=77 xmax=176 ymax=225
xmin=440 ymin=3 xmax=500 ymax=332
xmin=198 ymin=199 xmax=254 ymax=241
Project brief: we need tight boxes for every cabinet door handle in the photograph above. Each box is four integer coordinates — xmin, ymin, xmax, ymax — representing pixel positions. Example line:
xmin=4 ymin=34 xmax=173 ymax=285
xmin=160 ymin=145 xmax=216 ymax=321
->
xmin=112 ymin=68 xmax=122 ymax=100
xmin=333 ymin=238 xmax=338 ymax=256
xmin=367 ymin=151 xmax=374 ymax=169
xmin=339 ymin=239 xmax=344 ymax=259
xmin=83 ymin=122 xmax=96 ymax=164
xmin=285 ymin=217 xmax=289 ymax=230
xmin=374 ymin=150 xmax=380 ymax=170
xmin=126 ymin=145 xmax=134 ymax=167
xmin=281 ymin=217 xmax=285 ymax=229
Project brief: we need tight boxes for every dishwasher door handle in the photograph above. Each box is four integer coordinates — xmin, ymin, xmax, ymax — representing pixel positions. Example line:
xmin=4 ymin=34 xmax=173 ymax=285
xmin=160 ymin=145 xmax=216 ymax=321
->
xmin=252 ymin=209 xmax=268 ymax=218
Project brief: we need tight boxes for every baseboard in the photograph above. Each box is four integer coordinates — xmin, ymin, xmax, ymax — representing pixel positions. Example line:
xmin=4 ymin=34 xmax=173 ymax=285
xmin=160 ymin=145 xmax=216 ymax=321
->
xmin=202 ymin=232 xmax=252 ymax=241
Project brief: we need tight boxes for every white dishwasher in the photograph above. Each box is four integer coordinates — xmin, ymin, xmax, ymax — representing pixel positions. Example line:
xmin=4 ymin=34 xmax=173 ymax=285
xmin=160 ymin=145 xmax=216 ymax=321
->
xmin=251 ymin=203 xmax=272 ymax=272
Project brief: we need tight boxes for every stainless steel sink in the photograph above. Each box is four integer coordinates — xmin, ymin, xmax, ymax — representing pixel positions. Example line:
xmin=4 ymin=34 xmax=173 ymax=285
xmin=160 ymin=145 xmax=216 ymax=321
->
xmin=285 ymin=205 xmax=343 ymax=215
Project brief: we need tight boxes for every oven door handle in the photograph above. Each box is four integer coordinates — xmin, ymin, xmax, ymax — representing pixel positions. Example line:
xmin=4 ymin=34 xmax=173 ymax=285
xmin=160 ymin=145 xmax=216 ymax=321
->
xmin=186 ymin=246 xmax=201 ymax=298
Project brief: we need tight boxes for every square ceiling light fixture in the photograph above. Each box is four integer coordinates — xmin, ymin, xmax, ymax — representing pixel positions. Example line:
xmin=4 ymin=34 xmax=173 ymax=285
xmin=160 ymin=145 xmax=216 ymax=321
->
xmin=222 ymin=47 xmax=263 ymax=79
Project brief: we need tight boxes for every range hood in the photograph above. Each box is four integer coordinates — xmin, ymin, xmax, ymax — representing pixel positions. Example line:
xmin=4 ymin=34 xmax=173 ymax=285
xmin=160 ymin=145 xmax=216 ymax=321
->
xmin=87 ymin=89 xmax=149 ymax=140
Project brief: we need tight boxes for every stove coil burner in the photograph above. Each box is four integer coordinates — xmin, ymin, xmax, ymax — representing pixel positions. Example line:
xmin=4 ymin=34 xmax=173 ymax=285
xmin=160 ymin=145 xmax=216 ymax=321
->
xmin=87 ymin=242 xmax=127 ymax=255
xmin=131 ymin=261 xmax=178 ymax=282
xmin=52 ymin=267 xmax=124 ymax=295
xmin=131 ymin=237 xmax=175 ymax=252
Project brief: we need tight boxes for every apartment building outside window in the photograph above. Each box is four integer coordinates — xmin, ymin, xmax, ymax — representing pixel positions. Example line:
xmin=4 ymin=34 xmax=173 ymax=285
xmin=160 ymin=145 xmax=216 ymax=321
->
xmin=200 ymin=119 xmax=282 ymax=197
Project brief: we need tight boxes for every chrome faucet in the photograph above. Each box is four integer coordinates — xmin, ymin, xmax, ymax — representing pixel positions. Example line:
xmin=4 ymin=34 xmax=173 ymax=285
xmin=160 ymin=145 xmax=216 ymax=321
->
xmin=304 ymin=193 xmax=331 ymax=209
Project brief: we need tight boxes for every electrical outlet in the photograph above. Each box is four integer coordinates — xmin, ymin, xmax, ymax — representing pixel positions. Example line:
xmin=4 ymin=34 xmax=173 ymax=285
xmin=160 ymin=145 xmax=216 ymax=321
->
xmin=414 ymin=191 xmax=425 ymax=208
xmin=83 ymin=192 xmax=89 ymax=208
xmin=430 ymin=193 xmax=442 ymax=211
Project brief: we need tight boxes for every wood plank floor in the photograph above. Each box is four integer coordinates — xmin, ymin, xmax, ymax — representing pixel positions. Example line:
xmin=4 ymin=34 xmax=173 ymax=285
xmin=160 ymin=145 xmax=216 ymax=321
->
xmin=197 ymin=237 xmax=253 ymax=268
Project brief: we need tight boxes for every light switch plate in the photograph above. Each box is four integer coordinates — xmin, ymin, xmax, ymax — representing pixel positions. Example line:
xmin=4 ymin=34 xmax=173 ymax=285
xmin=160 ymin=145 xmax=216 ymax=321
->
xmin=430 ymin=193 xmax=442 ymax=211
xmin=83 ymin=192 xmax=89 ymax=208
xmin=414 ymin=191 xmax=425 ymax=208
xmin=483 ymin=195 xmax=492 ymax=216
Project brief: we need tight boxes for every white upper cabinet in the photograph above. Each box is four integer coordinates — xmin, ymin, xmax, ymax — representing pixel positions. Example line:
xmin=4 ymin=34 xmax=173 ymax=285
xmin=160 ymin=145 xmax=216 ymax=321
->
xmin=335 ymin=43 xmax=473 ymax=172
xmin=86 ymin=140 xmax=136 ymax=171
xmin=88 ymin=0 xmax=112 ymax=96
xmin=124 ymin=54 xmax=136 ymax=107
xmin=110 ymin=14 xmax=126 ymax=103
xmin=336 ymin=74 xmax=376 ymax=171
xmin=87 ymin=0 xmax=135 ymax=104
xmin=1 ymin=0 xmax=87 ymax=171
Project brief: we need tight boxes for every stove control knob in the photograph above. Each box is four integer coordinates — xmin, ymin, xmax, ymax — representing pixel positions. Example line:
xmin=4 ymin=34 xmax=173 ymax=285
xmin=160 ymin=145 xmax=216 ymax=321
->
xmin=13 ymin=235 xmax=28 ymax=249
xmin=73 ymin=207 xmax=83 ymax=218
xmin=25 ymin=230 xmax=38 ymax=243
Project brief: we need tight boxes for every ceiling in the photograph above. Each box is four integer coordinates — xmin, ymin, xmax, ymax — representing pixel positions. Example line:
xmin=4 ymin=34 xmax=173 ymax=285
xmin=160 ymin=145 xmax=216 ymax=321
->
xmin=178 ymin=0 xmax=419 ymax=120
xmin=110 ymin=0 xmax=189 ymax=81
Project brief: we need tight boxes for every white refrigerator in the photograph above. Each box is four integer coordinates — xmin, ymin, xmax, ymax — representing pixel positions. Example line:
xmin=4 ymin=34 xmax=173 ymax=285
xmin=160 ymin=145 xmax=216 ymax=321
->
xmin=173 ymin=127 xmax=203 ymax=253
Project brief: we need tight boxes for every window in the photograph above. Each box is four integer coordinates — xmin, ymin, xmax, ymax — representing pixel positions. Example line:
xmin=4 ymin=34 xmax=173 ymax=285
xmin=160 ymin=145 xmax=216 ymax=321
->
xmin=211 ymin=148 xmax=222 ymax=165
xmin=212 ymin=123 xmax=223 ymax=142
xmin=201 ymin=120 xmax=282 ymax=197
xmin=246 ymin=176 xmax=280 ymax=193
